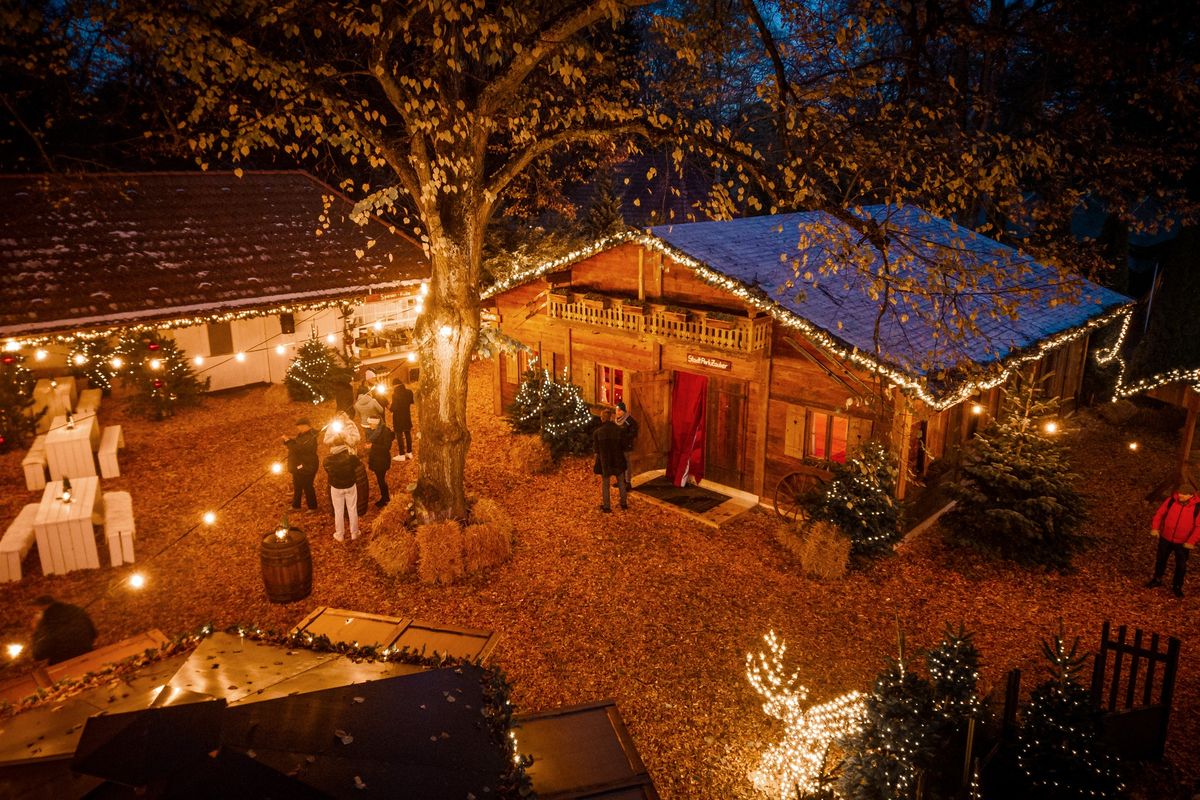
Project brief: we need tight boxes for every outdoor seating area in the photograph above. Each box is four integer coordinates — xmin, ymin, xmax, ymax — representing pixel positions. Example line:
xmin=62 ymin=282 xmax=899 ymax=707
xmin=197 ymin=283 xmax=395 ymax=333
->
xmin=5 ymin=377 xmax=135 ymax=580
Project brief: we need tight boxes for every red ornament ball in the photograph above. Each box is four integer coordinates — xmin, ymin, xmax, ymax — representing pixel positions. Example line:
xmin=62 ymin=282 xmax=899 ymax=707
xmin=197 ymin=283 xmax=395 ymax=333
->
xmin=153 ymin=379 xmax=164 ymax=388
xmin=148 ymin=342 xmax=161 ymax=351
xmin=1 ymin=356 xmax=14 ymax=365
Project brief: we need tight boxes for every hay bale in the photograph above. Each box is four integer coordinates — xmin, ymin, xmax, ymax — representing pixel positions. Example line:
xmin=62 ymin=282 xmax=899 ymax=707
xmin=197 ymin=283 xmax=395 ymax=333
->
xmin=367 ymin=529 xmax=418 ymax=578
xmin=797 ymin=519 xmax=851 ymax=580
xmin=1097 ymin=399 xmax=1137 ymax=426
xmin=463 ymin=522 xmax=513 ymax=575
xmin=416 ymin=520 xmax=465 ymax=585
xmin=471 ymin=497 xmax=515 ymax=542
xmin=511 ymin=434 xmax=555 ymax=475
xmin=773 ymin=522 xmax=806 ymax=560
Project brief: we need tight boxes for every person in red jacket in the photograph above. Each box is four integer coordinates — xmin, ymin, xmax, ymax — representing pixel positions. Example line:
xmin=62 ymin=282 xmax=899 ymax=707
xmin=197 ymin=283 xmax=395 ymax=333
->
xmin=1146 ymin=480 xmax=1200 ymax=597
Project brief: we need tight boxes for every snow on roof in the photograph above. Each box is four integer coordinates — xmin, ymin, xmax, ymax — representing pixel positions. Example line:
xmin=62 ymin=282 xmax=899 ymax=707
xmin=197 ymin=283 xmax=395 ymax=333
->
xmin=0 ymin=171 xmax=429 ymax=337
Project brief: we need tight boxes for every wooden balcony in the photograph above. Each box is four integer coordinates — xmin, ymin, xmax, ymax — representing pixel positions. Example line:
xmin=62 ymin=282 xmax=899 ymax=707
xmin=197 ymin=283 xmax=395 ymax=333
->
xmin=546 ymin=296 xmax=771 ymax=353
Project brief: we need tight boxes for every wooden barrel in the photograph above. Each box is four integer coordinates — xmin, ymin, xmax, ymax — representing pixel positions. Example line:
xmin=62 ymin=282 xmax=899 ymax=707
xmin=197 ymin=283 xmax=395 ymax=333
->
xmin=260 ymin=528 xmax=312 ymax=604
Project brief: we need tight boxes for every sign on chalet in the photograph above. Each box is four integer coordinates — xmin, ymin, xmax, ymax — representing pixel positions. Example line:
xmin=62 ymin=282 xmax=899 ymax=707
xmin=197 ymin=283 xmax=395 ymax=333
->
xmin=485 ymin=206 xmax=1131 ymax=505
xmin=0 ymin=171 xmax=429 ymax=389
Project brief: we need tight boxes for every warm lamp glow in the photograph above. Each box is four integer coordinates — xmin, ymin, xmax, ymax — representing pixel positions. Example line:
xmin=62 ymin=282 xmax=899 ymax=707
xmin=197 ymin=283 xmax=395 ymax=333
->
xmin=270 ymin=461 xmax=284 ymax=474
xmin=970 ymin=403 xmax=984 ymax=415
xmin=5 ymin=643 xmax=22 ymax=660
xmin=49 ymin=379 xmax=58 ymax=388
xmin=331 ymin=419 xmax=344 ymax=434
xmin=193 ymin=355 xmax=205 ymax=366
xmin=2 ymin=340 xmax=18 ymax=352
xmin=373 ymin=320 xmax=383 ymax=331
xmin=73 ymin=354 xmax=87 ymax=366
xmin=438 ymin=324 xmax=453 ymax=339
xmin=128 ymin=572 xmax=146 ymax=590
xmin=325 ymin=333 xmax=337 ymax=344
xmin=274 ymin=345 xmax=286 ymax=355
xmin=275 ymin=527 xmax=288 ymax=540
xmin=34 ymin=349 xmax=47 ymax=361
xmin=202 ymin=511 xmax=217 ymax=525
xmin=234 ymin=352 xmax=246 ymax=362
xmin=111 ymin=356 xmax=125 ymax=369
xmin=148 ymin=358 xmax=162 ymax=370
xmin=406 ymin=351 xmax=417 ymax=363
xmin=1128 ymin=441 xmax=1139 ymax=451
xmin=419 ymin=282 xmax=429 ymax=296
xmin=374 ymin=384 xmax=387 ymax=396
xmin=1043 ymin=420 xmax=1059 ymax=435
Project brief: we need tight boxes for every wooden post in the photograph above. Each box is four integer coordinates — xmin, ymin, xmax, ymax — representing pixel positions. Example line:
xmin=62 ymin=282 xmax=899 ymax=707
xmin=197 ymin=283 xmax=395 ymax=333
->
xmin=637 ymin=247 xmax=645 ymax=301
xmin=752 ymin=333 xmax=773 ymax=498
xmin=894 ymin=397 xmax=915 ymax=500
xmin=1178 ymin=387 xmax=1198 ymax=486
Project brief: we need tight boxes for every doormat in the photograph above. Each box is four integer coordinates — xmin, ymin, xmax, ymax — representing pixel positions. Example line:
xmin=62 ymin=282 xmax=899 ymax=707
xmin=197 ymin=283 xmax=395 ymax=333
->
xmin=633 ymin=475 xmax=729 ymax=514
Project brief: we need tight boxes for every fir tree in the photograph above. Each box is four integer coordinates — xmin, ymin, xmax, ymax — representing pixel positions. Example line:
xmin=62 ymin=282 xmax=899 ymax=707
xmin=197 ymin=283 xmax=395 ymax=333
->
xmin=944 ymin=380 xmax=1086 ymax=568
xmin=286 ymin=337 xmax=355 ymax=404
xmin=507 ymin=365 xmax=596 ymax=458
xmin=581 ymin=172 xmax=626 ymax=239
xmin=67 ymin=338 xmax=119 ymax=392
xmin=1016 ymin=626 xmax=1122 ymax=799
xmin=807 ymin=441 xmax=901 ymax=554
xmin=0 ymin=351 xmax=41 ymax=453
xmin=116 ymin=331 xmax=209 ymax=420
xmin=927 ymin=624 xmax=982 ymax=726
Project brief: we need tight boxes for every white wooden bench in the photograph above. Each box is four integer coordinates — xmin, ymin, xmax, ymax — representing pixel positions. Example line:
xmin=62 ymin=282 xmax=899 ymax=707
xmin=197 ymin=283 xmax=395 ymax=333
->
xmin=21 ymin=435 xmax=47 ymax=491
xmin=0 ymin=504 xmax=40 ymax=582
xmin=76 ymin=388 xmax=102 ymax=415
xmin=103 ymin=490 xmax=135 ymax=566
xmin=98 ymin=424 xmax=124 ymax=479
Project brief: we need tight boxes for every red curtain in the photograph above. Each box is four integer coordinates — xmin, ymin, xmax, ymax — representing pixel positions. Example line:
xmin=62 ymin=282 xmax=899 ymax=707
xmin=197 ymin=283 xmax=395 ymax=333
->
xmin=666 ymin=372 xmax=708 ymax=487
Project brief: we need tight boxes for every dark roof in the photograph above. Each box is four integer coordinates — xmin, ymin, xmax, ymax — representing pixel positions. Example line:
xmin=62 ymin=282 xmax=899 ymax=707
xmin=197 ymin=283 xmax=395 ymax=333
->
xmin=648 ymin=205 xmax=1131 ymax=378
xmin=0 ymin=171 xmax=429 ymax=337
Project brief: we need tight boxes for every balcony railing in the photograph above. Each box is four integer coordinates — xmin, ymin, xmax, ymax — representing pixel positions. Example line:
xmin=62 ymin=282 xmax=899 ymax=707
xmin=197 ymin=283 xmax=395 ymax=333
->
xmin=545 ymin=296 xmax=770 ymax=353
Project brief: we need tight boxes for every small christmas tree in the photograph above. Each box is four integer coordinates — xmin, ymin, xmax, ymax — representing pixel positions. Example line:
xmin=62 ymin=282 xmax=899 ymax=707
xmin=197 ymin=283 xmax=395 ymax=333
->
xmin=581 ymin=173 xmax=626 ymax=239
xmin=507 ymin=365 xmax=596 ymax=457
xmin=807 ymin=440 xmax=901 ymax=554
xmin=67 ymin=338 xmax=118 ymax=392
xmin=927 ymin=624 xmax=982 ymax=726
xmin=286 ymin=337 xmax=355 ymax=404
xmin=1016 ymin=626 xmax=1122 ymax=799
xmin=116 ymin=331 xmax=209 ymax=420
xmin=0 ymin=351 xmax=41 ymax=453
xmin=944 ymin=380 xmax=1085 ymax=568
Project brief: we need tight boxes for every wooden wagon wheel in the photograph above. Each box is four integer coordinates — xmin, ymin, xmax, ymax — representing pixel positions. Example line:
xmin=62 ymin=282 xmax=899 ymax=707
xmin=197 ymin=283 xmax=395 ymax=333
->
xmin=773 ymin=471 xmax=826 ymax=524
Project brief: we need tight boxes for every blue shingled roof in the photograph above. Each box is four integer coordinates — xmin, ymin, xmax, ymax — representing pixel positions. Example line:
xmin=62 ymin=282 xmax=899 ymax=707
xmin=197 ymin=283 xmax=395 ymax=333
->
xmin=649 ymin=205 xmax=1131 ymax=377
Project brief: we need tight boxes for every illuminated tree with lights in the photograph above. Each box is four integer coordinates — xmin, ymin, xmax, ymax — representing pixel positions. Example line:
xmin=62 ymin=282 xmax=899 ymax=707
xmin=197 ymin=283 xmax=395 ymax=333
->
xmin=285 ymin=338 xmax=355 ymax=405
xmin=0 ymin=350 xmax=40 ymax=453
xmin=116 ymin=0 xmax=657 ymax=522
xmin=67 ymin=339 xmax=118 ymax=393
xmin=807 ymin=441 xmax=900 ymax=555
xmin=507 ymin=367 xmax=596 ymax=458
xmin=1016 ymin=626 xmax=1122 ymax=799
xmin=116 ymin=332 xmax=209 ymax=420
xmin=944 ymin=380 xmax=1085 ymax=568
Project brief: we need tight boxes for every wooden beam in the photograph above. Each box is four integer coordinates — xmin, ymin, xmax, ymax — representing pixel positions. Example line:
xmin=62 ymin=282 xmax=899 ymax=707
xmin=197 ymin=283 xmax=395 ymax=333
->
xmin=637 ymin=247 xmax=645 ymax=301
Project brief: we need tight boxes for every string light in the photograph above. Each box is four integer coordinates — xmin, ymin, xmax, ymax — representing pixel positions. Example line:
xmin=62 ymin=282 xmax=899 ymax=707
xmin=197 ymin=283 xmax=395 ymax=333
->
xmin=72 ymin=354 xmax=86 ymax=366
xmin=234 ymin=352 xmax=246 ymax=362
xmin=971 ymin=403 xmax=985 ymax=415
xmin=193 ymin=355 xmax=205 ymax=366
xmin=484 ymin=231 xmax=1134 ymax=411
xmin=1043 ymin=420 xmax=1059 ymax=435
xmin=374 ymin=384 xmax=387 ymax=396
xmin=2 ymin=340 xmax=18 ymax=352
xmin=110 ymin=356 xmax=124 ymax=369
xmin=202 ymin=511 xmax=217 ymax=525
xmin=406 ymin=351 xmax=417 ymax=363
xmin=373 ymin=320 xmax=384 ymax=331
xmin=274 ymin=345 xmax=286 ymax=355
xmin=148 ymin=358 xmax=162 ymax=370
xmin=34 ymin=349 xmax=47 ymax=361
xmin=270 ymin=461 xmax=284 ymax=474
xmin=325 ymin=333 xmax=337 ymax=344
xmin=6 ymin=643 xmax=23 ymax=659
xmin=1128 ymin=441 xmax=1139 ymax=451
xmin=128 ymin=572 xmax=146 ymax=590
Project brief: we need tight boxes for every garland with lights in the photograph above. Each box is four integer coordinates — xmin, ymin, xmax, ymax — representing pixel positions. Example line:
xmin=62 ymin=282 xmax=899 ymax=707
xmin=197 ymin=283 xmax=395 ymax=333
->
xmin=0 ymin=624 xmax=533 ymax=798
xmin=0 ymin=350 xmax=41 ymax=453
xmin=483 ymin=231 xmax=1134 ymax=411
xmin=506 ymin=366 xmax=597 ymax=457
xmin=285 ymin=337 xmax=356 ymax=404
xmin=1092 ymin=307 xmax=1200 ymax=399
xmin=1015 ymin=626 xmax=1122 ymax=799
xmin=806 ymin=440 xmax=901 ymax=555
xmin=112 ymin=331 xmax=210 ymax=420
xmin=944 ymin=379 xmax=1085 ymax=569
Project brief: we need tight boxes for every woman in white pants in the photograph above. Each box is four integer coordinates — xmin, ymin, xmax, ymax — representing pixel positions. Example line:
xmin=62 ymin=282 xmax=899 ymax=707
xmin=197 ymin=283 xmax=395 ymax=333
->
xmin=322 ymin=443 xmax=361 ymax=541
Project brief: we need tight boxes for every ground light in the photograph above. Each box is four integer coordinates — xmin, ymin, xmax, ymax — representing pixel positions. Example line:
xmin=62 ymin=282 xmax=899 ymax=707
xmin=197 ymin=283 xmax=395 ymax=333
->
xmin=1128 ymin=441 xmax=1139 ymax=451
xmin=271 ymin=461 xmax=284 ymax=474
xmin=1043 ymin=420 xmax=1059 ymax=434
xmin=193 ymin=355 xmax=204 ymax=366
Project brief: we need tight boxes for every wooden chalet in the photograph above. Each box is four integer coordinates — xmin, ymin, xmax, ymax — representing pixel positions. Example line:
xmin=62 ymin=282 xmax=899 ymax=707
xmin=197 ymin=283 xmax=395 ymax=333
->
xmin=0 ymin=171 xmax=429 ymax=390
xmin=484 ymin=206 xmax=1131 ymax=511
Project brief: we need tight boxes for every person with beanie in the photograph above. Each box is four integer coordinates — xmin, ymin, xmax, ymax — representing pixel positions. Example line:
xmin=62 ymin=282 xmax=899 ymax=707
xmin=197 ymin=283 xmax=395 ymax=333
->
xmin=30 ymin=595 xmax=96 ymax=664
xmin=282 ymin=418 xmax=319 ymax=510
xmin=1147 ymin=480 xmax=1200 ymax=597
xmin=323 ymin=440 xmax=362 ymax=541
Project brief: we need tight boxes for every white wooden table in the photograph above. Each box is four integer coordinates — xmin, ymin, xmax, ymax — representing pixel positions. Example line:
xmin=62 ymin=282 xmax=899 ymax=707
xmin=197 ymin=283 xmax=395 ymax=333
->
xmin=32 ymin=378 xmax=77 ymax=432
xmin=34 ymin=477 xmax=103 ymax=574
xmin=44 ymin=414 xmax=99 ymax=480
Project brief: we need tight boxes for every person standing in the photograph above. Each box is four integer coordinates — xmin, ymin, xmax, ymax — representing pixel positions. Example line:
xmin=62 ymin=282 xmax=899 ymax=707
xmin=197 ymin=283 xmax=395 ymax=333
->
xmin=282 ymin=418 xmax=319 ymax=511
xmin=593 ymin=408 xmax=628 ymax=513
xmin=332 ymin=376 xmax=355 ymax=415
xmin=323 ymin=441 xmax=361 ymax=541
xmin=353 ymin=384 xmax=385 ymax=428
xmin=1146 ymin=481 xmax=1200 ymax=597
xmin=614 ymin=401 xmax=639 ymax=490
xmin=31 ymin=595 xmax=96 ymax=665
xmin=367 ymin=419 xmax=395 ymax=507
xmin=391 ymin=378 xmax=415 ymax=461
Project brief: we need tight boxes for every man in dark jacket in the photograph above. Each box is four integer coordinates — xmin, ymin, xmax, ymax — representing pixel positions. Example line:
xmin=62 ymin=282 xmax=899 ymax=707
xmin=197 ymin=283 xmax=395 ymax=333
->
xmin=614 ymin=401 xmax=639 ymax=489
xmin=367 ymin=420 xmax=395 ymax=507
xmin=282 ymin=419 xmax=319 ymax=510
xmin=593 ymin=409 xmax=628 ymax=513
xmin=391 ymin=379 xmax=415 ymax=462
xmin=323 ymin=442 xmax=361 ymax=541
xmin=332 ymin=377 xmax=355 ymax=415
xmin=31 ymin=595 xmax=95 ymax=664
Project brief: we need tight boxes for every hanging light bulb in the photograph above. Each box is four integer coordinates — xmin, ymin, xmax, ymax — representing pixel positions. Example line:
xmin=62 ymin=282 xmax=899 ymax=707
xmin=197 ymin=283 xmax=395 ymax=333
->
xmin=375 ymin=384 xmax=388 ymax=396
xmin=406 ymin=351 xmax=417 ymax=363
xmin=193 ymin=355 xmax=205 ymax=366
xmin=202 ymin=511 xmax=217 ymax=525
xmin=34 ymin=349 xmax=47 ymax=361
xmin=234 ymin=352 xmax=246 ymax=362
xmin=5 ymin=643 xmax=22 ymax=659
xmin=110 ymin=356 xmax=125 ymax=369
xmin=373 ymin=320 xmax=384 ymax=331
xmin=128 ymin=572 xmax=146 ymax=589
xmin=325 ymin=333 xmax=337 ymax=344
xmin=270 ymin=461 xmax=284 ymax=474
xmin=274 ymin=345 xmax=286 ymax=355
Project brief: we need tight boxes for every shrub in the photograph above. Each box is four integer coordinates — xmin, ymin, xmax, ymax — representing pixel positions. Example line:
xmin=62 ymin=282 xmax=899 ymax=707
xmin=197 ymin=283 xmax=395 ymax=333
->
xmin=807 ymin=440 xmax=901 ymax=554
xmin=415 ymin=521 xmax=465 ymax=585
xmin=506 ymin=368 xmax=596 ymax=457
xmin=797 ymin=519 xmax=851 ymax=580
xmin=115 ymin=332 xmax=209 ymax=420
xmin=366 ymin=529 xmax=419 ymax=578
xmin=511 ymin=433 xmax=555 ymax=474
xmin=0 ymin=351 xmax=41 ymax=453
xmin=944 ymin=381 xmax=1085 ymax=568
xmin=463 ymin=522 xmax=513 ymax=574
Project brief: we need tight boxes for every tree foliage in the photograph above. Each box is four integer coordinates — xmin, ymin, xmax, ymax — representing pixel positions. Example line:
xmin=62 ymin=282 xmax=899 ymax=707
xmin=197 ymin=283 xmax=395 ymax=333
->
xmin=944 ymin=380 xmax=1086 ymax=567
xmin=285 ymin=337 xmax=355 ymax=405
xmin=807 ymin=440 xmax=901 ymax=555
xmin=507 ymin=367 xmax=597 ymax=459
xmin=0 ymin=350 xmax=41 ymax=453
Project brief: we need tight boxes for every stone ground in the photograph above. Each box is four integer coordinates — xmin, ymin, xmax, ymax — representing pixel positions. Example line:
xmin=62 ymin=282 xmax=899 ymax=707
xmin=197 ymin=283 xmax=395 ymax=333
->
xmin=0 ymin=362 xmax=1196 ymax=797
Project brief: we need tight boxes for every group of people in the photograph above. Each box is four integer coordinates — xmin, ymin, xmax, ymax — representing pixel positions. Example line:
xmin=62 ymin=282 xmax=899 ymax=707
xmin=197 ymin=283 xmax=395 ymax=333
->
xmin=592 ymin=401 xmax=639 ymax=512
xmin=281 ymin=371 xmax=417 ymax=542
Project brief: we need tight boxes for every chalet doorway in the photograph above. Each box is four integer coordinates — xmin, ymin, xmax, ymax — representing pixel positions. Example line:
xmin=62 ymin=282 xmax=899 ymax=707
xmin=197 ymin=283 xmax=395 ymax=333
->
xmin=628 ymin=370 xmax=672 ymax=476
xmin=666 ymin=371 xmax=709 ymax=486
xmin=705 ymin=375 xmax=749 ymax=491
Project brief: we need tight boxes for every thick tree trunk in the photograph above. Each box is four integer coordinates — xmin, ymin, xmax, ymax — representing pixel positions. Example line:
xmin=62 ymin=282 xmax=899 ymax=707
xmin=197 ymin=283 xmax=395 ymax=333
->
xmin=411 ymin=211 xmax=482 ymax=523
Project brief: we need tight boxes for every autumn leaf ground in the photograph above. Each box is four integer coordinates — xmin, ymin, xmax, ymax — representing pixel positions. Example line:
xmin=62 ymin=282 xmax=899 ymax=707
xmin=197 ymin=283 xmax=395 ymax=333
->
xmin=0 ymin=362 xmax=1196 ymax=797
